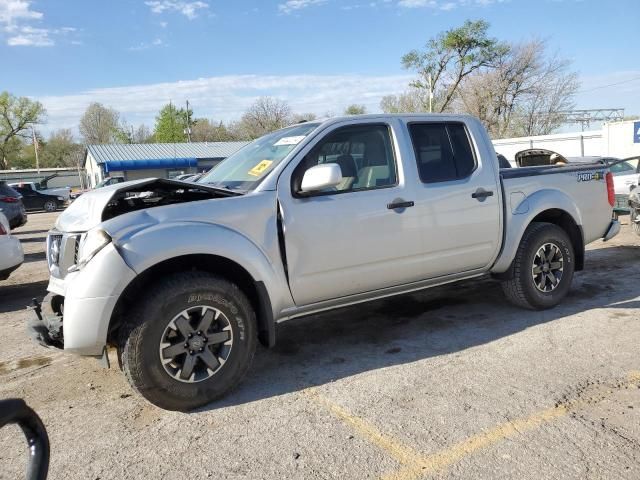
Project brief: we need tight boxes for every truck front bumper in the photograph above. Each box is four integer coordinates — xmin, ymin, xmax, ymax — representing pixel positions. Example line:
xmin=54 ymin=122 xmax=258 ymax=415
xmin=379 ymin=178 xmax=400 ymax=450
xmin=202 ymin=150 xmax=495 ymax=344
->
xmin=28 ymin=294 xmax=63 ymax=349
xmin=29 ymin=243 xmax=136 ymax=356
xmin=603 ymin=219 xmax=620 ymax=241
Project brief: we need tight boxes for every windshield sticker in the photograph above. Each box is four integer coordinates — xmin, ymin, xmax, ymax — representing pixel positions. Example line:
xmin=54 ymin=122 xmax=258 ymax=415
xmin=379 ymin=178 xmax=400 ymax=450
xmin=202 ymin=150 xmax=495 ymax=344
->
xmin=274 ymin=136 xmax=306 ymax=147
xmin=248 ymin=160 xmax=273 ymax=177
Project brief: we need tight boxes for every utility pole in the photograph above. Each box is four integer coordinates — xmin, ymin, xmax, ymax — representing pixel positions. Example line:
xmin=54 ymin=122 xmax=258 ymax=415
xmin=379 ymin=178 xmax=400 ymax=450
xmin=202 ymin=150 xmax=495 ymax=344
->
xmin=428 ymin=73 xmax=433 ymax=113
xmin=185 ymin=100 xmax=192 ymax=143
xmin=32 ymin=126 xmax=40 ymax=173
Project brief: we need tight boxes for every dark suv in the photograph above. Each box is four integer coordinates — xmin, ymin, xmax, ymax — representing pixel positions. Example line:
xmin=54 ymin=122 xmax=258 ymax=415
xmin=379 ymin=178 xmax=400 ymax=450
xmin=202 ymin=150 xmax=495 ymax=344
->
xmin=0 ymin=181 xmax=27 ymax=229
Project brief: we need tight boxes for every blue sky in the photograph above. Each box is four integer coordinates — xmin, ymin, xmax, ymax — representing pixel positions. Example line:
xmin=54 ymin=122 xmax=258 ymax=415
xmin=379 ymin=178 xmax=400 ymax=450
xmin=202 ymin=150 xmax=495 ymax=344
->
xmin=1 ymin=0 xmax=639 ymax=134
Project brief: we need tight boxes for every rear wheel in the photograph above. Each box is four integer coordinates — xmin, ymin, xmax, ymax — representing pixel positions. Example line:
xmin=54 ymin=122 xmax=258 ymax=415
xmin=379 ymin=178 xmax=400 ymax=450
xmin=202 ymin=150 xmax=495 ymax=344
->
xmin=501 ymin=222 xmax=575 ymax=310
xmin=119 ymin=272 xmax=257 ymax=411
xmin=43 ymin=200 xmax=57 ymax=212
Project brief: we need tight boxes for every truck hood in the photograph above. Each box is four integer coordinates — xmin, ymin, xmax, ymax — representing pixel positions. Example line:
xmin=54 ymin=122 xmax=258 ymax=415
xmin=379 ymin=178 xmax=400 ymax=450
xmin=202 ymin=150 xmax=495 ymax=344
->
xmin=55 ymin=178 xmax=239 ymax=232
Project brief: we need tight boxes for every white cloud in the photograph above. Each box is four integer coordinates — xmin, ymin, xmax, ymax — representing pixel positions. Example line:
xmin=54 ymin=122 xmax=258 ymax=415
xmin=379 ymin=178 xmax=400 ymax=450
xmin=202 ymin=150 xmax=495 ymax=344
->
xmin=7 ymin=25 xmax=52 ymax=46
xmin=128 ymin=37 xmax=164 ymax=51
xmin=278 ymin=0 xmax=328 ymax=14
xmin=397 ymin=0 xmax=504 ymax=8
xmin=0 ymin=0 xmax=42 ymax=25
xmin=0 ymin=0 xmax=77 ymax=46
xmin=36 ymin=73 xmax=412 ymax=133
xmin=145 ymin=1 xmax=209 ymax=19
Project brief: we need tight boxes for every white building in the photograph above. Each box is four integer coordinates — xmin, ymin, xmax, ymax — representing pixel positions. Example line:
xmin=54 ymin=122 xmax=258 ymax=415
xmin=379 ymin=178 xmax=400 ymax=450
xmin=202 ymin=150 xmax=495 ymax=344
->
xmin=84 ymin=142 xmax=249 ymax=188
xmin=493 ymin=119 xmax=640 ymax=164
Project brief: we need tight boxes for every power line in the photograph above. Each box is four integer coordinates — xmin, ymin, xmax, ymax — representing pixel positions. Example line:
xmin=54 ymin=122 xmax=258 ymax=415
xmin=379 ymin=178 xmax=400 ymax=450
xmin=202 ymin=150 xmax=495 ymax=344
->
xmin=578 ymin=75 xmax=640 ymax=93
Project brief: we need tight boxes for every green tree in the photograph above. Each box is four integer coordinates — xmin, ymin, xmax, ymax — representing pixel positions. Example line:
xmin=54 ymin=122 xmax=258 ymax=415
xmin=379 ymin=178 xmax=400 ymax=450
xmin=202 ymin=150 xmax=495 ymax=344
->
xmin=154 ymin=103 xmax=191 ymax=142
xmin=344 ymin=104 xmax=367 ymax=115
xmin=402 ymin=19 xmax=507 ymax=113
xmin=0 ymin=91 xmax=46 ymax=169
xmin=41 ymin=129 xmax=82 ymax=167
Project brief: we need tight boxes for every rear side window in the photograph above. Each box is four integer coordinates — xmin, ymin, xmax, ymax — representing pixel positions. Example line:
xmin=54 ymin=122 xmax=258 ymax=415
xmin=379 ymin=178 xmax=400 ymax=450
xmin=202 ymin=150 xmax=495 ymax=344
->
xmin=409 ymin=123 xmax=476 ymax=183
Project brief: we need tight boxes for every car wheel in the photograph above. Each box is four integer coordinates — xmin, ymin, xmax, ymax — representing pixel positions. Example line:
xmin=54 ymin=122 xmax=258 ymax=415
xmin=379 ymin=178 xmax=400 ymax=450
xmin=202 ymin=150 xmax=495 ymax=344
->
xmin=119 ymin=272 xmax=257 ymax=411
xmin=43 ymin=200 xmax=57 ymax=212
xmin=501 ymin=222 xmax=575 ymax=310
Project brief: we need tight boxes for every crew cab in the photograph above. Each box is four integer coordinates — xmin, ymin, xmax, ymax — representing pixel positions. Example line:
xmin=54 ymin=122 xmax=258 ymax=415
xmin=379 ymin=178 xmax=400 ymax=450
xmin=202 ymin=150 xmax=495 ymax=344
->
xmin=30 ymin=114 xmax=619 ymax=411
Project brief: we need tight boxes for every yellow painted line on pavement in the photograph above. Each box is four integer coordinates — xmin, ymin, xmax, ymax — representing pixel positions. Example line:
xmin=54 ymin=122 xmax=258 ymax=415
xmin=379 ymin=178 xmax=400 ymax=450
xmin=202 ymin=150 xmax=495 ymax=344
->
xmin=303 ymin=389 xmax=427 ymax=468
xmin=303 ymin=371 xmax=640 ymax=480
xmin=381 ymin=405 xmax=567 ymax=480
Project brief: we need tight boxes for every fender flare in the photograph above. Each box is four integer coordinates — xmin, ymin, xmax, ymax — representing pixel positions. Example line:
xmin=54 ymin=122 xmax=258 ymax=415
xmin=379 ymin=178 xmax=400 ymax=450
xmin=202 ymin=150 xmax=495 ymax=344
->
xmin=110 ymin=221 xmax=289 ymax=347
xmin=491 ymin=189 xmax=583 ymax=274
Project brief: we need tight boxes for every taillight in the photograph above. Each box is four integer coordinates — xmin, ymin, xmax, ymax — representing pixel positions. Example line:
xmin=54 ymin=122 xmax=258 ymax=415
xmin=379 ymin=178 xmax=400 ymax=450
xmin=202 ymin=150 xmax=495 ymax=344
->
xmin=605 ymin=172 xmax=615 ymax=207
xmin=0 ymin=223 xmax=6 ymax=235
xmin=0 ymin=195 xmax=18 ymax=203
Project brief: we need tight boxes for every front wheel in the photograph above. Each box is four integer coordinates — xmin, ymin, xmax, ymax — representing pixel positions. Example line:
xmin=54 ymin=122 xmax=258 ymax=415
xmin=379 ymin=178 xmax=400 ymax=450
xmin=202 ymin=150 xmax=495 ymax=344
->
xmin=119 ymin=272 xmax=257 ymax=411
xmin=501 ymin=222 xmax=575 ymax=310
xmin=43 ymin=200 xmax=57 ymax=212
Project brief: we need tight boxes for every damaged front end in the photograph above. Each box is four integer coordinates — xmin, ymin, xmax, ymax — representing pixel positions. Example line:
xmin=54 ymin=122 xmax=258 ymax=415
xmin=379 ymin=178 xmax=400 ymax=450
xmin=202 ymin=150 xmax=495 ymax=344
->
xmin=102 ymin=179 xmax=241 ymax=221
xmin=55 ymin=178 xmax=241 ymax=233
xmin=28 ymin=294 xmax=64 ymax=350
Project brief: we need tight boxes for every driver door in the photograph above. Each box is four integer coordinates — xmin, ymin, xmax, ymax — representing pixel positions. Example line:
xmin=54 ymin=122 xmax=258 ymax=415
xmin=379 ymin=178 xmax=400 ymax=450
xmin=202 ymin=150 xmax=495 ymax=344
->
xmin=277 ymin=121 xmax=423 ymax=306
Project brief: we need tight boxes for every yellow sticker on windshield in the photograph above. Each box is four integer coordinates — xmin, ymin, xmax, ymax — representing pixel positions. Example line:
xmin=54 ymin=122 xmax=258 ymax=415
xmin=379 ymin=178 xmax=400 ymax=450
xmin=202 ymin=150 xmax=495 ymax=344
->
xmin=248 ymin=160 xmax=273 ymax=177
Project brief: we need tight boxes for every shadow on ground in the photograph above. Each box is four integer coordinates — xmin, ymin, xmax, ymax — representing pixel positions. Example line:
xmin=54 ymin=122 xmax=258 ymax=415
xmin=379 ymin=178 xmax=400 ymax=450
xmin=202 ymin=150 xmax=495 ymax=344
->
xmin=22 ymin=252 xmax=46 ymax=264
xmin=200 ymin=244 xmax=640 ymax=412
xmin=0 ymin=279 xmax=48 ymax=314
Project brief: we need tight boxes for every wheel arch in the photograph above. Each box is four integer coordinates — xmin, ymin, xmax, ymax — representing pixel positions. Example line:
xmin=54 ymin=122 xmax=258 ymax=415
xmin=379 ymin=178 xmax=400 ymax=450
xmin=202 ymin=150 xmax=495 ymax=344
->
xmin=492 ymin=190 xmax=585 ymax=278
xmin=528 ymin=209 xmax=584 ymax=271
xmin=108 ymin=254 xmax=276 ymax=350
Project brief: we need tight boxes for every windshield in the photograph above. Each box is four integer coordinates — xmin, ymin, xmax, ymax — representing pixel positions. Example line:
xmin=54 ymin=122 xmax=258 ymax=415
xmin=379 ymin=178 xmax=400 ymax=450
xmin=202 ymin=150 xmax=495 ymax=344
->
xmin=199 ymin=123 xmax=319 ymax=191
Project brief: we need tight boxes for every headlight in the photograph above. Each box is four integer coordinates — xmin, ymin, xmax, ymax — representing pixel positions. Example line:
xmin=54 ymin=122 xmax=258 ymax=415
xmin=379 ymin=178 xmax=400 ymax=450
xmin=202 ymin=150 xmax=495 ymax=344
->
xmin=57 ymin=196 xmax=64 ymax=201
xmin=77 ymin=228 xmax=111 ymax=268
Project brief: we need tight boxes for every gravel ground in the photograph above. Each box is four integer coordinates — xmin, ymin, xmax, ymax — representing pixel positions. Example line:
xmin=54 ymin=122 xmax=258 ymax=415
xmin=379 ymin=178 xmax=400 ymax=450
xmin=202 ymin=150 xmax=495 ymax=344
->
xmin=1 ymin=211 xmax=639 ymax=480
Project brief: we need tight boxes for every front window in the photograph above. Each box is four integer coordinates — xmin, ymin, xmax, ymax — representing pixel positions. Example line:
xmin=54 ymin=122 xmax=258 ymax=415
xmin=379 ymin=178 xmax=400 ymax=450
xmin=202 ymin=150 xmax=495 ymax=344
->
xmin=199 ymin=123 xmax=319 ymax=191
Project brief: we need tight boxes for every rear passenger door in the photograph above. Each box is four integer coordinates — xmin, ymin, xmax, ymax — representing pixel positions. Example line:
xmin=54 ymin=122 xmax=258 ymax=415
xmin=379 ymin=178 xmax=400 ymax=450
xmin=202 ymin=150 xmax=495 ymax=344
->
xmin=407 ymin=121 xmax=501 ymax=278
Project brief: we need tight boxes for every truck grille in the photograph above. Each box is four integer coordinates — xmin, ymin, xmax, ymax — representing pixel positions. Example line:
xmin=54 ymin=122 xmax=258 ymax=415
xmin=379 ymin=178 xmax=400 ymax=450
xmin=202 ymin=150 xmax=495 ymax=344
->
xmin=47 ymin=231 xmax=82 ymax=278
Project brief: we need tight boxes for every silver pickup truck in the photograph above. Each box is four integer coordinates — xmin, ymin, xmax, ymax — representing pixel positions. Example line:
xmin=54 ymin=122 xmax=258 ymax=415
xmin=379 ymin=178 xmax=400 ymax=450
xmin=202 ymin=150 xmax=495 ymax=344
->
xmin=30 ymin=114 xmax=619 ymax=411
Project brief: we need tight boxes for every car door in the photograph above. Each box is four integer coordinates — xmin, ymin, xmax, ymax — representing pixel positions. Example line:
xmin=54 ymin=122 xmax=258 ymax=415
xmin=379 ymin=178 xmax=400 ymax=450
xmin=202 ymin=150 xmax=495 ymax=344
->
xmin=14 ymin=187 xmax=38 ymax=210
xmin=406 ymin=121 xmax=501 ymax=278
xmin=277 ymin=121 xmax=423 ymax=306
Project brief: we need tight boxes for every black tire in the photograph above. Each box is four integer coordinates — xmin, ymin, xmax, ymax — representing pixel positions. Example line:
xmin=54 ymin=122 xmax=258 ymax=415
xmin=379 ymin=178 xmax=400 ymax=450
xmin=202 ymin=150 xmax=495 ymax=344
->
xmin=43 ymin=200 xmax=57 ymax=212
xmin=501 ymin=222 xmax=575 ymax=310
xmin=119 ymin=272 xmax=257 ymax=411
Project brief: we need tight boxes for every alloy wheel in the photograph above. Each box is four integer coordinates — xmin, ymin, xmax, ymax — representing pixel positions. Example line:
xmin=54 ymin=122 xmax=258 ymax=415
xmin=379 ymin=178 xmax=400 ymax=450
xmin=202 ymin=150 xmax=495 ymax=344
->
xmin=159 ymin=306 xmax=233 ymax=383
xmin=531 ymin=242 xmax=564 ymax=293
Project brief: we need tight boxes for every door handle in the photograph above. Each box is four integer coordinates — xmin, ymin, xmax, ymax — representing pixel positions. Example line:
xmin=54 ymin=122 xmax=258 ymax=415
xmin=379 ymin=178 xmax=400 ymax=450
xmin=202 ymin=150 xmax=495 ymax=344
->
xmin=471 ymin=188 xmax=494 ymax=201
xmin=387 ymin=200 xmax=415 ymax=210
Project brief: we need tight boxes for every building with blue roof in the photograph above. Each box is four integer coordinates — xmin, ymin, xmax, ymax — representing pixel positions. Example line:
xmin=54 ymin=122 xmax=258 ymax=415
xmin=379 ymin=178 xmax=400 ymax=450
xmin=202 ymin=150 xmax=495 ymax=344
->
xmin=83 ymin=142 xmax=249 ymax=187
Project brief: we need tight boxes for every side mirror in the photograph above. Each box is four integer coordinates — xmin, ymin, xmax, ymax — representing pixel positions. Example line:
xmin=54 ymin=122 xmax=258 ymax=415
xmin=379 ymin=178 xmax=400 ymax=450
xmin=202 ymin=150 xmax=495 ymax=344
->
xmin=300 ymin=163 xmax=342 ymax=194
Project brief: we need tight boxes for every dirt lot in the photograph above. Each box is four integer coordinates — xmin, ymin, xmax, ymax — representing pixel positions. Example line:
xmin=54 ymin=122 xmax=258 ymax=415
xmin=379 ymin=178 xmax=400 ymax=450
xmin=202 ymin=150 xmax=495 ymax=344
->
xmin=1 ymin=211 xmax=639 ymax=480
